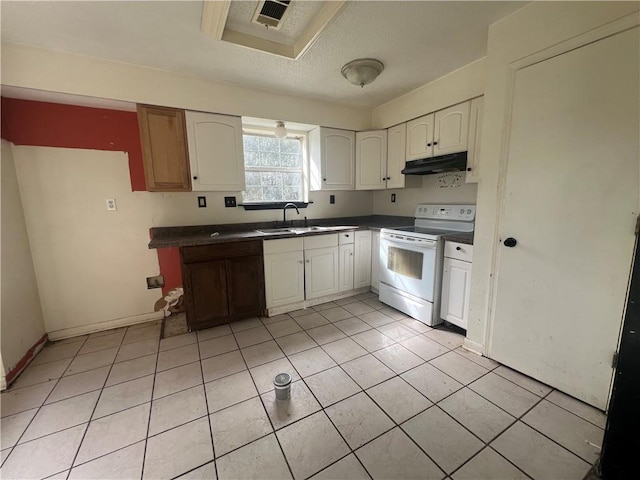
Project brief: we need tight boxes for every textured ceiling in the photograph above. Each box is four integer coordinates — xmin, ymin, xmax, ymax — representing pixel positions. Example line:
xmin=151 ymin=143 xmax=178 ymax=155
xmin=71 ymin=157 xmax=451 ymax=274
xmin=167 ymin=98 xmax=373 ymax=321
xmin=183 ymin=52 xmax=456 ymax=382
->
xmin=225 ymin=0 xmax=326 ymax=45
xmin=0 ymin=1 xmax=525 ymax=108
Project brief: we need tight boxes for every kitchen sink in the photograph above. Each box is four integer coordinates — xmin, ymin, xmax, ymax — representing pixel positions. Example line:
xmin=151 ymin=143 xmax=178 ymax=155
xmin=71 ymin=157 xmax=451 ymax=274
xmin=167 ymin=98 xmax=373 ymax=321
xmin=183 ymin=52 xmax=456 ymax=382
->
xmin=256 ymin=226 xmax=330 ymax=235
xmin=256 ymin=228 xmax=294 ymax=234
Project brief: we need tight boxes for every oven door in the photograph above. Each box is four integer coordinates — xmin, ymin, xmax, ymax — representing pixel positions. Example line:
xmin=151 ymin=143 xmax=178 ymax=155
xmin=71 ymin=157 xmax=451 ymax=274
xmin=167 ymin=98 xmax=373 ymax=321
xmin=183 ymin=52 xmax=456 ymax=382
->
xmin=379 ymin=231 xmax=438 ymax=302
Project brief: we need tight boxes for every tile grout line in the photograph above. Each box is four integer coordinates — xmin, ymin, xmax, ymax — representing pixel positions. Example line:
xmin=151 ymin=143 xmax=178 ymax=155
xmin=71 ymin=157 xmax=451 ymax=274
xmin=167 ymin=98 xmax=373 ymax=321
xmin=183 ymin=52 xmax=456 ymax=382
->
xmin=64 ymin=324 xmax=135 ymax=479
xmin=229 ymin=323 xmax=299 ymax=480
xmin=1 ymin=333 xmax=91 ymax=471
xmin=137 ymin=324 xmax=163 ymax=480
xmin=194 ymin=328 xmax=219 ymax=480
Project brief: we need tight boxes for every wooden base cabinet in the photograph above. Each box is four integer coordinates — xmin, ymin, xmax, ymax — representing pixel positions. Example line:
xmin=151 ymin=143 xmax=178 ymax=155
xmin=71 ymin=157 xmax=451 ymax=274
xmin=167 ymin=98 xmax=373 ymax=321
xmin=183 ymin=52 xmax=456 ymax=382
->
xmin=181 ymin=240 xmax=265 ymax=330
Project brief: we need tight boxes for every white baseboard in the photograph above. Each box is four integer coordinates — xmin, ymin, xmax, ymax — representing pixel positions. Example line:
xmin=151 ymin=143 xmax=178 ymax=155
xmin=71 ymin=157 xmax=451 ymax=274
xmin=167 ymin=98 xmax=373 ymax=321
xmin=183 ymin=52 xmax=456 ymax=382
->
xmin=462 ymin=338 xmax=484 ymax=356
xmin=265 ymin=287 xmax=370 ymax=317
xmin=47 ymin=311 xmax=164 ymax=341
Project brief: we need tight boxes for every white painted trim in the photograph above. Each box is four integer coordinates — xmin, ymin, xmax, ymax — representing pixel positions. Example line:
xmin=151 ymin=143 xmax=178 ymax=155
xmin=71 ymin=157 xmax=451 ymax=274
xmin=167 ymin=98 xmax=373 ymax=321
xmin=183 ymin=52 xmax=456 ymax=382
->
xmin=201 ymin=0 xmax=232 ymax=40
xmin=293 ymin=1 xmax=347 ymax=59
xmin=462 ymin=338 xmax=484 ymax=356
xmin=47 ymin=311 xmax=164 ymax=341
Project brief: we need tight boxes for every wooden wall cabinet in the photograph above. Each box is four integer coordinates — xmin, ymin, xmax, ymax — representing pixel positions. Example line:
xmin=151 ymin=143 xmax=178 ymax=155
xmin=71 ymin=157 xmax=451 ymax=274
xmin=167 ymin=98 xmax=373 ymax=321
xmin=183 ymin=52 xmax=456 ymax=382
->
xmin=137 ymin=105 xmax=191 ymax=192
xmin=181 ymin=240 xmax=265 ymax=330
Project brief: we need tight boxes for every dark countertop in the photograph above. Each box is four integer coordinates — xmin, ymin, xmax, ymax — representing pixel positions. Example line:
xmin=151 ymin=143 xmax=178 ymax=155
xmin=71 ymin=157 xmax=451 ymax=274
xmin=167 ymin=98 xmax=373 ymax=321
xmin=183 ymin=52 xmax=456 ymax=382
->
xmin=149 ymin=215 xmax=415 ymax=249
xmin=443 ymin=232 xmax=474 ymax=245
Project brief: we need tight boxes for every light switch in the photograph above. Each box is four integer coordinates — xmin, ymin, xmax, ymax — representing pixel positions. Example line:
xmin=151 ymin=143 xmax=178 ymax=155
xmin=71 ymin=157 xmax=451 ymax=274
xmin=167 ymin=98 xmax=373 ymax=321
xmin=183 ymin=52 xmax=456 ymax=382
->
xmin=106 ymin=199 xmax=117 ymax=211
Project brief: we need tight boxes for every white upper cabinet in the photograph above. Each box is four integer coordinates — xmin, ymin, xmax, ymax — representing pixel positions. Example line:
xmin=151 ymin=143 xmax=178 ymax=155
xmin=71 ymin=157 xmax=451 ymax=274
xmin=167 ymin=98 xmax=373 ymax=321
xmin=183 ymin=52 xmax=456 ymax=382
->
xmin=405 ymin=101 xmax=471 ymax=161
xmin=185 ymin=111 xmax=245 ymax=191
xmin=386 ymin=123 xmax=407 ymax=189
xmin=355 ymin=130 xmax=387 ymax=190
xmin=406 ymin=113 xmax=434 ymax=161
xmin=309 ymin=127 xmax=355 ymax=190
xmin=433 ymin=101 xmax=470 ymax=156
xmin=465 ymin=96 xmax=484 ymax=184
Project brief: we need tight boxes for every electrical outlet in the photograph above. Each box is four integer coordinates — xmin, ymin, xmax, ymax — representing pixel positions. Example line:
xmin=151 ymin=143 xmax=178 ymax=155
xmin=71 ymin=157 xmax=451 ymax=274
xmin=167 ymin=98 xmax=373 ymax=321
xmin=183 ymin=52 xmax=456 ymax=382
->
xmin=106 ymin=198 xmax=117 ymax=211
xmin=146 ymin=275 xmax=164 ymax=289
xmin=391 ymin=194 xmax=396 ymax=203
xmin=224 ymin=196 xmax=237 ymax=207
xmin=329 ymin=195 xmax=335 ymax=204
xmin=198 ymin=196 xmax=207 ymax=208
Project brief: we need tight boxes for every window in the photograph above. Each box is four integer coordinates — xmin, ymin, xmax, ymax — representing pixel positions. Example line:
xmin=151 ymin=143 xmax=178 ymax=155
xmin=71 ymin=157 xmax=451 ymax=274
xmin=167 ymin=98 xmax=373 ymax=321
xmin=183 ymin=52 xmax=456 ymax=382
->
xmin=242 ymin=132 xmax=306 ymax=203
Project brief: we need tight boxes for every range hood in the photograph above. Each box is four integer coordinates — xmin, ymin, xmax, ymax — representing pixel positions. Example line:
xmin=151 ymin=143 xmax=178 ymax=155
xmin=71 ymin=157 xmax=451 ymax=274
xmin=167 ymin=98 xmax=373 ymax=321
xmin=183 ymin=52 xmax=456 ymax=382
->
xmin=401 ymin=151 xmax=468 ymax=176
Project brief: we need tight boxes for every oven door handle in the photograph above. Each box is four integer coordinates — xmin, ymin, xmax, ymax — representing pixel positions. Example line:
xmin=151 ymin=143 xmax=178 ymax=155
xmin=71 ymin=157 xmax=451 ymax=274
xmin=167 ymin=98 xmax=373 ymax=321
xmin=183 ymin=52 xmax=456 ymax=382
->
xmin=381 ymin=233 xmax=437 ymax=249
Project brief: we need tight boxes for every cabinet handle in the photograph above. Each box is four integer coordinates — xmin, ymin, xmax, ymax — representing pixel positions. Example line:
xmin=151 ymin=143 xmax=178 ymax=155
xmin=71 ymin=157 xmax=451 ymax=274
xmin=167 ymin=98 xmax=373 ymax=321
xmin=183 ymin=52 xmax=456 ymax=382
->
xmin=387 ymin=176 xmax=391 ymax=180
xmin=323 ymin=178 xmax=327 ymax=181
xmin=306 ymin=260 xmax=310 ymax=263
xmin=427 ymin=143 xmax=432 ymax=147
xmin=345 ymin=234 xmax=349 ymax=237
xmin=298 ymin=260 xmax=303 ymax=264
xmin=467 ymin=167 xmax=472 ymax=172
xmin=193 ymin=176 xmax=198 ymax=180
xmin=383 ymin=177 xmax=386 ymax=181
xmin=350 ymin=253 xmax=353 ymax=256
xmin=433 ymin=141 xmax=438 ymax=145
xmin=456 ymin=246 xmax=462 ymax=251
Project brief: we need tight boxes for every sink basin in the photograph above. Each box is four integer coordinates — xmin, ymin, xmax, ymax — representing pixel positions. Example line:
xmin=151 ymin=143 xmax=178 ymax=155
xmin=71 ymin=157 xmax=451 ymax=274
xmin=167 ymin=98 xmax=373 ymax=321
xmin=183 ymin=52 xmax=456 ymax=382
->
xmin=289 ymin=226 xmax=329 ymax=234
xmin=256 ymin=228 xmax=294 ymax=234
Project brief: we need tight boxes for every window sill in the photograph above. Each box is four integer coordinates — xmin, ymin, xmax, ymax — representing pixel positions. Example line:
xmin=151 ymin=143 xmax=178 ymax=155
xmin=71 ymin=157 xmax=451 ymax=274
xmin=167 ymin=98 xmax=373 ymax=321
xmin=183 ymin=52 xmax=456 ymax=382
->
xmin=238 ymin=201 xmax=312 ymax=211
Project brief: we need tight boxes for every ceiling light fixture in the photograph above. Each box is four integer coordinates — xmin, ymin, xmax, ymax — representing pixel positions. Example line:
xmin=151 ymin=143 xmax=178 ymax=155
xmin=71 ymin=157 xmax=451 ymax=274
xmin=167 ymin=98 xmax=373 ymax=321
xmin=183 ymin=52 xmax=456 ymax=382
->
xmin=341 ymin=58 xmax=384 ymax=88
xmin=274 ymin=121 xmax=288 ymax=139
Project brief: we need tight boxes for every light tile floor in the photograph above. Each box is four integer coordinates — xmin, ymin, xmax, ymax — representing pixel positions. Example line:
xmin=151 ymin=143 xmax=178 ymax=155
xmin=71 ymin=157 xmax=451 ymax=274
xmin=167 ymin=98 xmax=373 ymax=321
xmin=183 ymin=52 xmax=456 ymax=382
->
xmin=1 ymin=292 xmax=606 ymax=480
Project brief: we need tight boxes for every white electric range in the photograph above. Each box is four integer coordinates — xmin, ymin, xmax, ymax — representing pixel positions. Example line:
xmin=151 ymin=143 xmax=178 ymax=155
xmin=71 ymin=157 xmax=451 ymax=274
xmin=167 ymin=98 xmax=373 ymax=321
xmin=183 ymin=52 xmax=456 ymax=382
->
xmin=379 ymin=204 xmax=475 ymax=326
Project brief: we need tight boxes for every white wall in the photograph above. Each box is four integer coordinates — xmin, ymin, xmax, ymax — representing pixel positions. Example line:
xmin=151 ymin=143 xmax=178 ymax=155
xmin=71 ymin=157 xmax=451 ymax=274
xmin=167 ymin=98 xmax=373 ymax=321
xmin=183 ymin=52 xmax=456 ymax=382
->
xmin=371 ymin=58 xmax=485 ymax=129
xmin=372 ymin=175 xmax=478 ymax=217
xmin=1 ymin=43 xmax=371 ymax=131
xmin=1 ymin=140 xmax=46 ymax=378
xmin=466 ymin=1 xmax=640 ymax=352
xmin=11 ymin=145 xmax=373 ymax=339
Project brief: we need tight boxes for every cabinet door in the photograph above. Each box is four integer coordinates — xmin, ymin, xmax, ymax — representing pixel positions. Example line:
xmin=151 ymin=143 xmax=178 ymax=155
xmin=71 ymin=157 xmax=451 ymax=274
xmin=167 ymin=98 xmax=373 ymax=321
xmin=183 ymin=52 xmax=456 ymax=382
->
xmin=339 ymin=244 xmax=355 ymax=292
xmin=226 ymin=255 xmax=265 ymax=318
xmin=305 ymin=246 xmax=339 ymax=299
xmin=355 ymin=130 xmax=387 ymax=190
xmin=137 ymin=105 xmax=191 ymax=192
xmin=466 ymin=97 xmax=483 ymax=184
xmin=182 ymin=260 xmax=228 ymax=329
xmin=406 ymin=113 xmax=434 ymax=161
xmin=318 ymin=128 xmax=355 ymax=190
xmin=185 ymin=111 xmax=245 ymax=192
xmin=386 ymin=123 xmax=407 ymax=189
xmin=440 ymin=257 xmax=472 ymax=329
xmin=354 ymin=230 xmax=372 ymax=289
xmin=433 ymin=102 xmax=470 ymax=156
xmin=370 ymin=231 xmax=381 ymax=293
xmin=264 ymin=250 xmax=305 ymax=308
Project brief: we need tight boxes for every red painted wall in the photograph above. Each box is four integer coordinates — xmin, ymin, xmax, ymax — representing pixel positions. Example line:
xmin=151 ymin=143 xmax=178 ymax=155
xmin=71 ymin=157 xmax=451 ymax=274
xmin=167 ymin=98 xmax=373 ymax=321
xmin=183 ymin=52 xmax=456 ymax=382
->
xmin=2 ymin=97 xmax=183 ymax=294
xmin=1 ymin=97 xmax=146 ymax=191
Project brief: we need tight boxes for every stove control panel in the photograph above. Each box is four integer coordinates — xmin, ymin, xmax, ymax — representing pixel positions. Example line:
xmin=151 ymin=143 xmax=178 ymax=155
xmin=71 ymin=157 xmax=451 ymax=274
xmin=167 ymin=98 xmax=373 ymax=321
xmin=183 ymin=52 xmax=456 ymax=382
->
xmin=415 ymin=204 xmax=476 ymax=221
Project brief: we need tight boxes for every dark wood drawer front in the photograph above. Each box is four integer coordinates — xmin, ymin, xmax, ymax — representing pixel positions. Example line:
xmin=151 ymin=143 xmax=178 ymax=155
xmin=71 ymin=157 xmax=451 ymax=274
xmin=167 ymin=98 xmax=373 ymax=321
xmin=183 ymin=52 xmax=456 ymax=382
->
xmin=181 ymin=240 xmax=263 ymax=263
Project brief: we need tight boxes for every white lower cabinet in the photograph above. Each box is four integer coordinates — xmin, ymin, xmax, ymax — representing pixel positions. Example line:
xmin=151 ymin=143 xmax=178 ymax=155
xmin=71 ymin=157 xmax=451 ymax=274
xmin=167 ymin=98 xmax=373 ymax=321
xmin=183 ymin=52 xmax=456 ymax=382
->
xmin=371 ymin=231 xmax=381 ymax=292
xmin=264 ymin=231 xmax=373 ymax=313
xmin=440 ymin=242 xmax=473 ymax=329
xmin=264 ymin=238 xmax=305 ymax=309
xmin=339 ymin=244 xmax=355 ymax=291
xmin=354 ymin=230 xmax=372 ymax=289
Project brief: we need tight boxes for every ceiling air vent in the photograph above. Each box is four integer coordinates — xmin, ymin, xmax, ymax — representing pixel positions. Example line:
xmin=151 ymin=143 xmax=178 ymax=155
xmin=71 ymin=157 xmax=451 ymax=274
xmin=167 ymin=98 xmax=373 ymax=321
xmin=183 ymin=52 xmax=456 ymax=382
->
xmin=252 ymin=0 xmax=292 ymax=30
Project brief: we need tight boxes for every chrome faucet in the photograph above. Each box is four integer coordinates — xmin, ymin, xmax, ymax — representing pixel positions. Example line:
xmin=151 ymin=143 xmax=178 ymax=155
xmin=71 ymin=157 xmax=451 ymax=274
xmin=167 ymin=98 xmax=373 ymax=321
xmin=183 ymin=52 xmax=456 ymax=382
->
xmin=283 ymin=203 xmax=300 ymax=224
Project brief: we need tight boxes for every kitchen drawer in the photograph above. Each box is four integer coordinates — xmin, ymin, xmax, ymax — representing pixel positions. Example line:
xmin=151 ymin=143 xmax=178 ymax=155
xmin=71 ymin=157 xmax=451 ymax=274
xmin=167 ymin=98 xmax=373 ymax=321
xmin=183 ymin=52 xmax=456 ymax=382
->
xmin=264 ymin=237 xmax=303 ymax=255
xmin=338 ymin=231 xmax=356 ymax=245
xmin=444 ymin=241 xmax=473 ymax=262
xmin=304 ymin=233 xmax=338 ymax=250
xmin=181 ymin=240 xmax=262 ymax=263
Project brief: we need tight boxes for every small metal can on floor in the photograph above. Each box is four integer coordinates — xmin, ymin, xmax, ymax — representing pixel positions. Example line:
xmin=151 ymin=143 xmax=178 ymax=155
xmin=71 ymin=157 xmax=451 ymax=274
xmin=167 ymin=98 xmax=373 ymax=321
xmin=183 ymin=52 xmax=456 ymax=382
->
xmin=273 ymin=373 xmax=292 ymax=400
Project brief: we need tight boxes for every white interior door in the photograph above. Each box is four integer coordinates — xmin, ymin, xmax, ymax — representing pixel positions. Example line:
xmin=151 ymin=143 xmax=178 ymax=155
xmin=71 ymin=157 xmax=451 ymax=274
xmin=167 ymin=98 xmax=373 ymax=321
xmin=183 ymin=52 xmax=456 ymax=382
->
xmin=489 ymin=27 xmax=640 ymax=409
